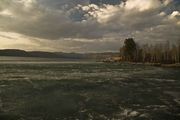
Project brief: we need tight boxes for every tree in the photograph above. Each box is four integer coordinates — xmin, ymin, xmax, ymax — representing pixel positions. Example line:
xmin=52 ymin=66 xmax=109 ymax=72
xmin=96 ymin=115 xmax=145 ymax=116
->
xmin=122 ymin=38 xmax=137 ymax=61
xmin=119 ymin=39 xmax=180 ymax=64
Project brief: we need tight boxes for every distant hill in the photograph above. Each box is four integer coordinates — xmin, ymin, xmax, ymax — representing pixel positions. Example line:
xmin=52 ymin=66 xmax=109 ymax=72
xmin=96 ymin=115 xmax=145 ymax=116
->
xmin=0 ymin=49 xmax=119 ymax=60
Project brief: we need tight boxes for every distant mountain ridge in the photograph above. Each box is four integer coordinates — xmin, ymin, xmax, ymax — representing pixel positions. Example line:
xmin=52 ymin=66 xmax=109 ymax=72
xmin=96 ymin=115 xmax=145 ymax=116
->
xmin=0 ymin=49 xmax=119 ymax=60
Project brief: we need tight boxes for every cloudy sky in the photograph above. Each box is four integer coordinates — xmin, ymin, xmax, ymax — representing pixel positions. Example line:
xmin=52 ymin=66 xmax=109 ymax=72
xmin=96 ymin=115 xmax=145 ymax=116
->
xmin=0 ymin=0 xmax=179 ymax=52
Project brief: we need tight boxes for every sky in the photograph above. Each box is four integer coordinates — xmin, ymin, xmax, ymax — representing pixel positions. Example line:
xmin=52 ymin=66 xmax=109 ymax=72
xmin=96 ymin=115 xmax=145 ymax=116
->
xmin=0 ymin=0 xmax=179 ymax=52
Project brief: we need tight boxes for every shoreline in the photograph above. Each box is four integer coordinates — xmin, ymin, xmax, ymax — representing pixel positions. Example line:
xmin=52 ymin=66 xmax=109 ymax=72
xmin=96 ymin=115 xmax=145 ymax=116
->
xmin=102 ymin=60 xmax=180 ymax=68
xmin=130 ymin=62 xmax=180 ymax=68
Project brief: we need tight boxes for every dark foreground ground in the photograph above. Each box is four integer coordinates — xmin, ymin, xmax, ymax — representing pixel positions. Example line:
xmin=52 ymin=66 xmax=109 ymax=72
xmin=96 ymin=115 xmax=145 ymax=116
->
xmin=0 ymin=62 xmax=180 ymax=120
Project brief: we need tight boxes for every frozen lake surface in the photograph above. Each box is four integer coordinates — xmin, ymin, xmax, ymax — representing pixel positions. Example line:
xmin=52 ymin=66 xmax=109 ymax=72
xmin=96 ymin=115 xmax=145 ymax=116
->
xmin=0 ymin=59 xmax=180 ymax=120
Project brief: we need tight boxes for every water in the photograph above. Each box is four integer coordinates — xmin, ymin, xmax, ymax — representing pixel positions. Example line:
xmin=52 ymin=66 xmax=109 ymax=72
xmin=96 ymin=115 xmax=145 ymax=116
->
xmin=0 ymin=59 xmax=180 ymax=120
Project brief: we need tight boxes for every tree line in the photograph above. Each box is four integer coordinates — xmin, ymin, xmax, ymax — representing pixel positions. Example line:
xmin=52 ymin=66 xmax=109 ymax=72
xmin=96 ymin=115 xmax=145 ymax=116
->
xmin=120 ymin=38 xmax=180 ymax=64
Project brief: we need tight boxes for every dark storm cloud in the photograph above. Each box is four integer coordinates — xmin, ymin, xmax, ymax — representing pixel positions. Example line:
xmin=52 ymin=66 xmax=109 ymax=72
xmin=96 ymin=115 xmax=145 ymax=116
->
xmin=0 ymin=0 xmax=104 ymax=39
xmin=0 ymin=0 xmax=179 ymax=52
xmin=90 ymin=0 xmax=122 ymax=5
xmin=38 ymin=0 xmax=89 ymax=10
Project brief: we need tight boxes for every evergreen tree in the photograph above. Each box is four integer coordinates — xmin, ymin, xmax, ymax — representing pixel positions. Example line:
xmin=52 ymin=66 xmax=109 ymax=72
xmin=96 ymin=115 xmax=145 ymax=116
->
xmin=123 ymin=38 xmax=137 ymax=61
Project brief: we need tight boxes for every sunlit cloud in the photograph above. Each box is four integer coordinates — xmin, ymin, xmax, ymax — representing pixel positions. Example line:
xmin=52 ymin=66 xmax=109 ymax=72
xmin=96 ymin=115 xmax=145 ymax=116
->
xmin=0 ymin=0 xmax=179 ymax=52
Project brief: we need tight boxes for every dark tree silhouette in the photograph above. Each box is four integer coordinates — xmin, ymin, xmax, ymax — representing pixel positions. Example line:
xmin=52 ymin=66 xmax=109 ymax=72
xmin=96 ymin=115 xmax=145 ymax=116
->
xmin=119 ymin=39 xmax=180 ymax=64
xmin=122 ymin=38 xmax=137 ymax=61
